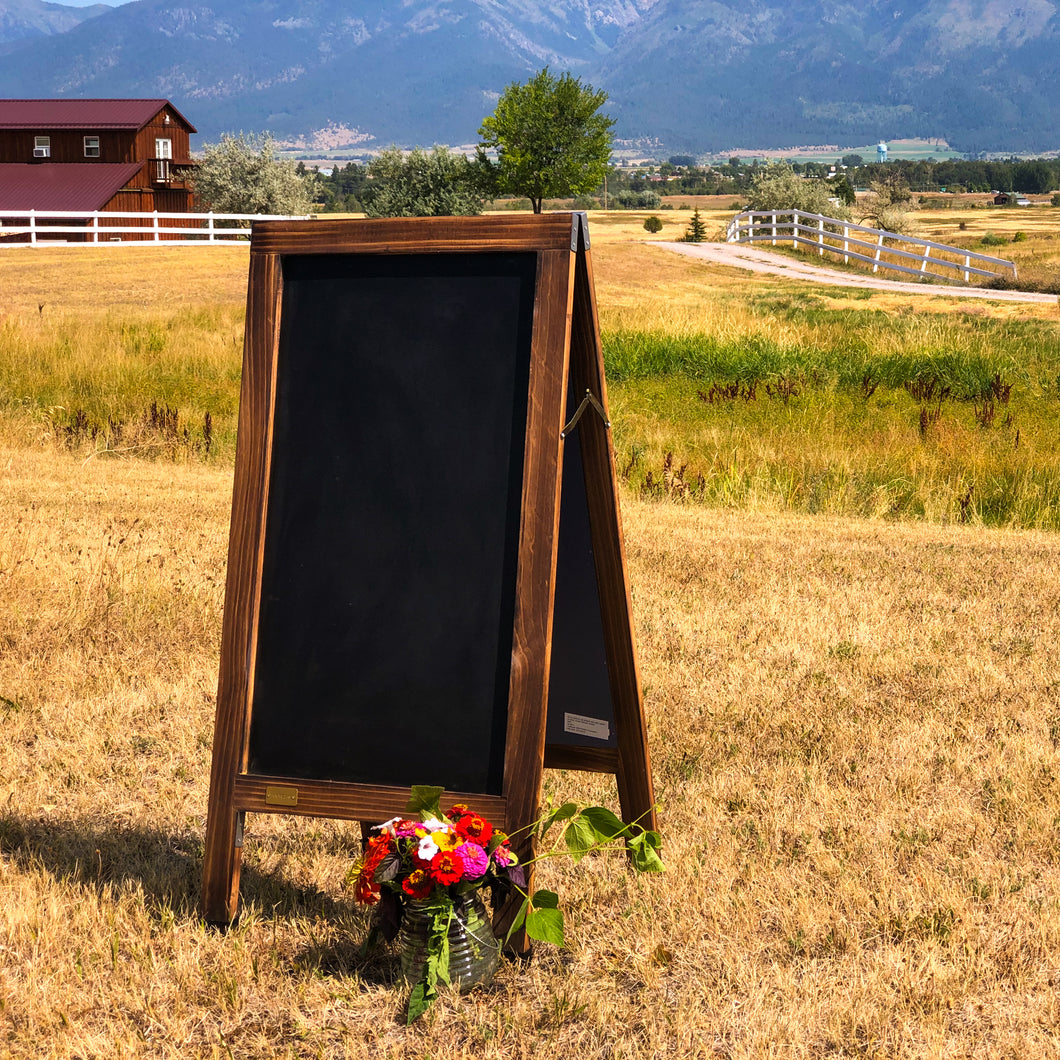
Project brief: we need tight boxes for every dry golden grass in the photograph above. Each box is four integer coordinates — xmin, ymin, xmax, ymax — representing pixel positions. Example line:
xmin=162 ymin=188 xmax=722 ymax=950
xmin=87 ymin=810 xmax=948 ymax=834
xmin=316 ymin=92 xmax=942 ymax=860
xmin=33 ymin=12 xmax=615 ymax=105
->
xmin=2 ymin=229 xmax=1060 ymax=1056
xmin=3 ymin=443 xmax=1060 ymax=1057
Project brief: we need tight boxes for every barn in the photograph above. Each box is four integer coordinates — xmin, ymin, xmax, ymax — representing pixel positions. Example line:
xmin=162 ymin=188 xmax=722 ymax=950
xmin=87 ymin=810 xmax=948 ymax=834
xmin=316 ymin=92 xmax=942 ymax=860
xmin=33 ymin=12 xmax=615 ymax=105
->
xmin=0 ymin=98 xmax=197 ymax=241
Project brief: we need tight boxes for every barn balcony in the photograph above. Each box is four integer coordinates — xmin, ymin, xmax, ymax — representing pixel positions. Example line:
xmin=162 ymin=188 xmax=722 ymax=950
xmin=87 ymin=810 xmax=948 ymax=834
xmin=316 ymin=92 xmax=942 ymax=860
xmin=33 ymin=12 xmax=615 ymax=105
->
xmin=150 ymin=159 xmax=196 ymax=188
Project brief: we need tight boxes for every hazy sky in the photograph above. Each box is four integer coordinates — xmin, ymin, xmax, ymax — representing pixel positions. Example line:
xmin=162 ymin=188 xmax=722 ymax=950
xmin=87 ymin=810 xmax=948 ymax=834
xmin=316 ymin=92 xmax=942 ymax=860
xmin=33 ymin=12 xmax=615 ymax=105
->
xmin=62 ymin=0 xmax=136 ymax=7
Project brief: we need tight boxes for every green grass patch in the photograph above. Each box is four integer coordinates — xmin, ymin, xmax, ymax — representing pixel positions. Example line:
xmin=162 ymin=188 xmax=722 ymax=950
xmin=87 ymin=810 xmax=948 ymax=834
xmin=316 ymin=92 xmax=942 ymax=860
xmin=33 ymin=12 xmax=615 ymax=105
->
xmin=606 ymin=319 xmax=1060 ymax=530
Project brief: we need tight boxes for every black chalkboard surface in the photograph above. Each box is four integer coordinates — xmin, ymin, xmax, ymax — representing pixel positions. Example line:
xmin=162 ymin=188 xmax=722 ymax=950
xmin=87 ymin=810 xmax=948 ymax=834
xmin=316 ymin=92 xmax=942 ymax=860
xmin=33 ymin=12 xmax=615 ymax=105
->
xmin=248 ymin=253 xmax=535 ymax=794
xmin=201 ymin=215 xmax=655 ymax=925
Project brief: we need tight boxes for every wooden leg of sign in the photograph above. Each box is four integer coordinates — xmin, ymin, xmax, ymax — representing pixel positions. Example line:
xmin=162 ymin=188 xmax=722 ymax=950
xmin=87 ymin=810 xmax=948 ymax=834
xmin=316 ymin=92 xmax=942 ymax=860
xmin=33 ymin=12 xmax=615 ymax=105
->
xmin=202 ymin=805 xmax=243 ymax=926
xmin=570 ymin=236 xmax=658 ymax=837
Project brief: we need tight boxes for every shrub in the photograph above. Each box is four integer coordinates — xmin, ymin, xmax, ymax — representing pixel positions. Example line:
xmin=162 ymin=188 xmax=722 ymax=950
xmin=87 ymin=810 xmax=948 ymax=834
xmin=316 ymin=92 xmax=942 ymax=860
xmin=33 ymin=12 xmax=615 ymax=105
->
xmin=1012 ymin=231 xmax=1027 ymax=242
xmin=643 ymin=215 xmax=664 ymax=233
xmin=981 ymin=232 xmax=1007 ymax=246
xmin=614 ymin=190 xmax=662 ymax=209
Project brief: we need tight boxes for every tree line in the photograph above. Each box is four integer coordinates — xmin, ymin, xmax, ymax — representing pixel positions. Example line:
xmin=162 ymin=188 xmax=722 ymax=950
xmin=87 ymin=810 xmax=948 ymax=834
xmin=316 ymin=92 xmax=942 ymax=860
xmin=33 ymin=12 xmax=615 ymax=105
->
xmin=192 ymin=73 xmax=1059 ymax=219
xmin=194 ymin=68 xmax=613 ymax=218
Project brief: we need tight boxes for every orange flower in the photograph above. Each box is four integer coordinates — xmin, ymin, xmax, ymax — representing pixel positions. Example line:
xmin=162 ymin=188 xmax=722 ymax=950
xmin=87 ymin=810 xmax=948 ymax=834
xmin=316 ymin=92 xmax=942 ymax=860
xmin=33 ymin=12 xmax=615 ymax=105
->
xmin=351 ymin=834 xmax=392 ymax=906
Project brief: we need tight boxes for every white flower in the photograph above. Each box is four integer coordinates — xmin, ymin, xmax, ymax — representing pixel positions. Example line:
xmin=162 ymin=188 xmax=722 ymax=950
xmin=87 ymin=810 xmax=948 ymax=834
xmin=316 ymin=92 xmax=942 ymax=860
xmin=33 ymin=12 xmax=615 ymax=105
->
xmin=375 ymin=816 xmax=402 ymax=836
xmin=418 ymin=833 xmax=441 ymax=860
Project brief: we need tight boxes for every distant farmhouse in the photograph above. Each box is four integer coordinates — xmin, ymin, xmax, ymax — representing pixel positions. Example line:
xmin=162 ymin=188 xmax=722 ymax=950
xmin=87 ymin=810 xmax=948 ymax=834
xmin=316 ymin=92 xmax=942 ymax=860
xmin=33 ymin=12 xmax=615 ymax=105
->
xmin=0 ymin=99 xmax=197 ymax=240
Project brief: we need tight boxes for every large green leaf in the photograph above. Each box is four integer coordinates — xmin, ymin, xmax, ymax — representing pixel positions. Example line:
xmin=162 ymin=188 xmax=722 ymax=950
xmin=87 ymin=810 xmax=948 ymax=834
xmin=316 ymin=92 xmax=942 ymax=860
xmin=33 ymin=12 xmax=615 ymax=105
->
xmin=406 ymin=785 xmax=444 ymax=819
xmin=563 ymin=815 xmax=598 ymax=862
xmin=581 ymin=806 xmax=628 ymax=840
xmin=525 ymin=906 xmax=565 ymax=946
xmin=628 ymin=830 xmax=666 ymax=873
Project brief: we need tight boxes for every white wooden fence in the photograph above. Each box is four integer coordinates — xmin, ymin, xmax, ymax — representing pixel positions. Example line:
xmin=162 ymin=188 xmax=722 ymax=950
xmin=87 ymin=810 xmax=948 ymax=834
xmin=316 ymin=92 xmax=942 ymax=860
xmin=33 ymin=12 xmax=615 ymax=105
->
xmin=725 ymin=210 xmax=1017 ymax=284
xmin=0 ymin=208 xmax=312 ymax=245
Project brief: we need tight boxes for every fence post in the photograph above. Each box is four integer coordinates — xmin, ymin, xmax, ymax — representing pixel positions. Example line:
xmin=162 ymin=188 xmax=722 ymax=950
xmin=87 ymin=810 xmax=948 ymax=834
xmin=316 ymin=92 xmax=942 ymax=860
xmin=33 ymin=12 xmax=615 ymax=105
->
xmin=92 ymin=213 xmax=99 ymax=244
xmin=920 ymin=244 xmax=930 ymax=274
xmin=963 ymin=255 xmax=970 ymax=282
xmin=874 ymin=232 xmax=884 ymax=273
xmin=771 ymin=212 xmax=777 ymax=246
xmin=843 ymin=225 xmax=850 ymax=263
xmin=791 ymin=210 xmax=799 ymax=248
xmin=153 ymin=210 xmax=160 ymax=243
xmin=817 ymin=215 xmax=825 ymax=256
xmin=209 ymin=212 xmax=215 ymax=243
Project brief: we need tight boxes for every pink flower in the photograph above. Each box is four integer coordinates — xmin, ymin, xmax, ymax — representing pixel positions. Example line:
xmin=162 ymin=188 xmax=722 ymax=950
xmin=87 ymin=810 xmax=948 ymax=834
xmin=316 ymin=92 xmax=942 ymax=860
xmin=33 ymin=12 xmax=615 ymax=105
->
xmin=458 ymin=842 xmax=490 ymax=880
xmin=491 ymin=844 xmax=514 ymax=868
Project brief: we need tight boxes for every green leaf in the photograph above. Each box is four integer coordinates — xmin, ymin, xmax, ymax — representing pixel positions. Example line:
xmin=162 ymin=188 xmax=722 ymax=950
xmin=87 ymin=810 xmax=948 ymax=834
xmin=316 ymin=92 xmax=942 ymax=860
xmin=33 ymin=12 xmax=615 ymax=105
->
xmin=406 ymin=785 xmax=444 ymax=819
xmin=531 ymin=888 xmax=560 ymax=909
xmin=628 ymin=831 xmax=666 ymax=874
xmin=540 ymin=801 xmax=579 ymax=837
xmin=563 ymin=816 xmax=597 ymax=862
xmin=406 ymin=980 xmax=432 ymax=1024
xmin=525 ymin=906 xmax=565 ymax=946
xmin=502 ymin=896 xmax=530 ymax=945
xmin=581 ymin=806 xmax=629 ymax=841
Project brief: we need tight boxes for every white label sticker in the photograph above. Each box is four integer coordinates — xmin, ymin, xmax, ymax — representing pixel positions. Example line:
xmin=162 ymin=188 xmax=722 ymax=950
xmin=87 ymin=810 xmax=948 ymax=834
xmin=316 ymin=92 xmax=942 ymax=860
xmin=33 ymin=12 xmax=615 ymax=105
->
xmin=563 ymin=713 xmax=610 ymax=741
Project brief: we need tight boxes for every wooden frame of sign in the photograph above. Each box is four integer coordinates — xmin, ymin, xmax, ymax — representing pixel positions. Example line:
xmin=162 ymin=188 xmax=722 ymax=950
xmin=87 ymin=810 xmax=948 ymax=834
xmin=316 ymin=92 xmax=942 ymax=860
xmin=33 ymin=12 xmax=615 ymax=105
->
xmin=201 ymin=213 xmax=656 ymax=925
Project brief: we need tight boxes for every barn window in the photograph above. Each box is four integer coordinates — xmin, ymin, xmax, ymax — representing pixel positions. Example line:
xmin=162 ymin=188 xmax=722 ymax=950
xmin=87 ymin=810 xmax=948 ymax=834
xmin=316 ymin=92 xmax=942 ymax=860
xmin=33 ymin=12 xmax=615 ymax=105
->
xmin=84 ymin=136 xmax=100 ymax=158
xmin=33 ymin=136 xmax=50 ymax=158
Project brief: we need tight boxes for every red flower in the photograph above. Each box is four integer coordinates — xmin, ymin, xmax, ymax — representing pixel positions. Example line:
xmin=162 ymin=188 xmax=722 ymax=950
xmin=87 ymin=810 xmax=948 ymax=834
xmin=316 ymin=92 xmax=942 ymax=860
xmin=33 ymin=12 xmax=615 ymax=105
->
xmin=446 ymin=803 xmax=470 ymax=821
xmin=429 ymin=848 xmax=466 ymax=886
xmin=351 ymin=834 xmax=392 ymax=906
xmin=453 ymin=812 xmax=493 ymax=846
xmin=402 ymin=868 xmax=434 ymax=900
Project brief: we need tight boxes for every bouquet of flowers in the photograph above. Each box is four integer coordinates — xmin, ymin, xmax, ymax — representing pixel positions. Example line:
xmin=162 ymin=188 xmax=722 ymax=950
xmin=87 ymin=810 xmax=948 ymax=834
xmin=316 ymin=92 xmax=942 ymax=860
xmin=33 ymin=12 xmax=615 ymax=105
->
xmin=349 ymin=785 xmax=663 ymax=1022
xmin=349 ymin=804 xmax=524 ymax=907
xmin=348 ymin=788 xmax=524 ymax=1020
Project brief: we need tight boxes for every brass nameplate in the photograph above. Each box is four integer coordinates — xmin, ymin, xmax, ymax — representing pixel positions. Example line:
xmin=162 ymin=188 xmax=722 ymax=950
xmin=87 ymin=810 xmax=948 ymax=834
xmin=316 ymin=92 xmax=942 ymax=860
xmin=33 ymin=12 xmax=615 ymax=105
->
xmin=265 ymin=785 xmax=298 ymax=807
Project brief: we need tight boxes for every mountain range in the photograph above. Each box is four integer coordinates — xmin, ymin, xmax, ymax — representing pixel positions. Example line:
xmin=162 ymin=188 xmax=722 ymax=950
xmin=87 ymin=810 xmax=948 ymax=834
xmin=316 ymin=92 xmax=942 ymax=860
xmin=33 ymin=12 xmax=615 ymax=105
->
xmin=0 ymin=0 xmax=1058 ymax=154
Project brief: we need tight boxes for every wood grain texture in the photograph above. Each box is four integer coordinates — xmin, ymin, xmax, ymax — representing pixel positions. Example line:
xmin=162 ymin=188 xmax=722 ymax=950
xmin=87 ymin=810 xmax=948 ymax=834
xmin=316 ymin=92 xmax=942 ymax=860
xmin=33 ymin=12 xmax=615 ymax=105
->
xmin=250 ymin=214 xmax=580 ymax=257
xmin=201 ymin=249 xmax=282 ymax=923
xmin=233 ymin=776 xmax=508 ymax=825
xmin=500 ymin=246 xmax=575 ymax=853
xmin=566 ymin=234 xmax=658 ymax=835
xmin=544 ymin=744 xmax=620 ymax=773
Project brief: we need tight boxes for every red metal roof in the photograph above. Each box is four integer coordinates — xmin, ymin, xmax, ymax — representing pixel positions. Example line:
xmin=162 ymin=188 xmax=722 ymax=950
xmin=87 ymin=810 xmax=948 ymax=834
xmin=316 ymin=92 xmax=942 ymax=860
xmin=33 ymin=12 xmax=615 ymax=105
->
xmin=0 ymin=163 xmax=144 ymax=211
xmin=0 ymin=99 xmax=196 ymax=133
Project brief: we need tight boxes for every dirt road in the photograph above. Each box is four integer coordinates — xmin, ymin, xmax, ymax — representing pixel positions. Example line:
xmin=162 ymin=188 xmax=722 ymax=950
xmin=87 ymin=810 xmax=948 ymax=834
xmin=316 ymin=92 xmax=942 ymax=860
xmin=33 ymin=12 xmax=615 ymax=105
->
xmin=661 ymin=240 xmax=1059 ymax=304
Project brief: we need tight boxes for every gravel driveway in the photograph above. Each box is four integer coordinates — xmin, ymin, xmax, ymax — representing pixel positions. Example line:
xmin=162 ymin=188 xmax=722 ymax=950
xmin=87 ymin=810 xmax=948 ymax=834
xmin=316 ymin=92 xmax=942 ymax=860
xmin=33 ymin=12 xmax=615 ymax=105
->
xmin=660 ymin=240 xmax=1058 ymax=304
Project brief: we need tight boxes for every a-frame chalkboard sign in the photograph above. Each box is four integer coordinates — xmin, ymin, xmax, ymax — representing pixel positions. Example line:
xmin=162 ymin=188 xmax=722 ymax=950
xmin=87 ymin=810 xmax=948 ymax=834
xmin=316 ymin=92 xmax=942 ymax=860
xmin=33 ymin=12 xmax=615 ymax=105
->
xmin=201 ymin=213 xmax=655 ymax=924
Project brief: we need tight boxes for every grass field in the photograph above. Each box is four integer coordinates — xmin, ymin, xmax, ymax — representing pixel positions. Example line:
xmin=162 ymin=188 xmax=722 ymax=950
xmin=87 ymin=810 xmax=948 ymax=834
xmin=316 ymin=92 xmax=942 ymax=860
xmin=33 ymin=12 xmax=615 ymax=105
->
xmin=2 ymin=221 xmax=1060 ymax=1056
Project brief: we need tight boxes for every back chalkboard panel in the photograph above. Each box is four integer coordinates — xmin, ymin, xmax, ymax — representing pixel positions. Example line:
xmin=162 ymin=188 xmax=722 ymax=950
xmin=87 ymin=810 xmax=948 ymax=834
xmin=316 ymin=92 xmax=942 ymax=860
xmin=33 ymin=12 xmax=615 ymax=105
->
xmin=545 ymin=417 xmax=618 ymax=752
xmin=246 ymin=252 xmax=536 ymax=794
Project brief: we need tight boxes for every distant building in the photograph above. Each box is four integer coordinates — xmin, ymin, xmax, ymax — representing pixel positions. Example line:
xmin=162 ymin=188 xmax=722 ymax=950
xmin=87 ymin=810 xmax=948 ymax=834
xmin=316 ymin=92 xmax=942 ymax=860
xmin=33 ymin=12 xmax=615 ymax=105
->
xmin=993 ymin=193 xmax=1031 ymax=206
xmin=0 ymin=99 xmax=197 ymax=240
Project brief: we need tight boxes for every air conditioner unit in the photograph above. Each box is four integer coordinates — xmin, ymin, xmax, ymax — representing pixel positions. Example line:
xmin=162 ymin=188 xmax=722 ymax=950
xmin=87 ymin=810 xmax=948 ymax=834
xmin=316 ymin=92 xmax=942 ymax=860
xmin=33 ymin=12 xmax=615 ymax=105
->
xmin=33 ymin=147 xmax=49 ymax=158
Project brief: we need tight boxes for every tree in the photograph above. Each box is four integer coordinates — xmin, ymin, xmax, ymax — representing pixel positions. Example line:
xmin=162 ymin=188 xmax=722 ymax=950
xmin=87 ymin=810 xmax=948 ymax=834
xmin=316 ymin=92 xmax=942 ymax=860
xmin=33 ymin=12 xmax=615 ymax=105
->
xmin=684 ymin=208 xmax=707 ymax=243
xmin=362 ymin=147 xmax=484 ymax=217
xmin=745 ymin=164 xmax=849 ymax=218
xmin=860 ymin=172 xmax=917 ymax=232
xmin=193 ymin=132 xmax=313 ymax=216
xmin=841 ymin=153 xmax=865 ymax=168
xmin=643 ymin=215 xmax=663 ymax=233
xmin=477 ymin=67 xmax=614 ymax=214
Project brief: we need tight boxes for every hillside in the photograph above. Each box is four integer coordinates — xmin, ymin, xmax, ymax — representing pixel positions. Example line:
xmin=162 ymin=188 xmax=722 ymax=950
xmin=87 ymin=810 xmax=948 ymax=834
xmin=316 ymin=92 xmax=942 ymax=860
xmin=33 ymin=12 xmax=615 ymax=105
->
xmin=0 ymin=0 xmax=1057 ymax=151
xmin=0 ymin=0 xmax=109 ymax=51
